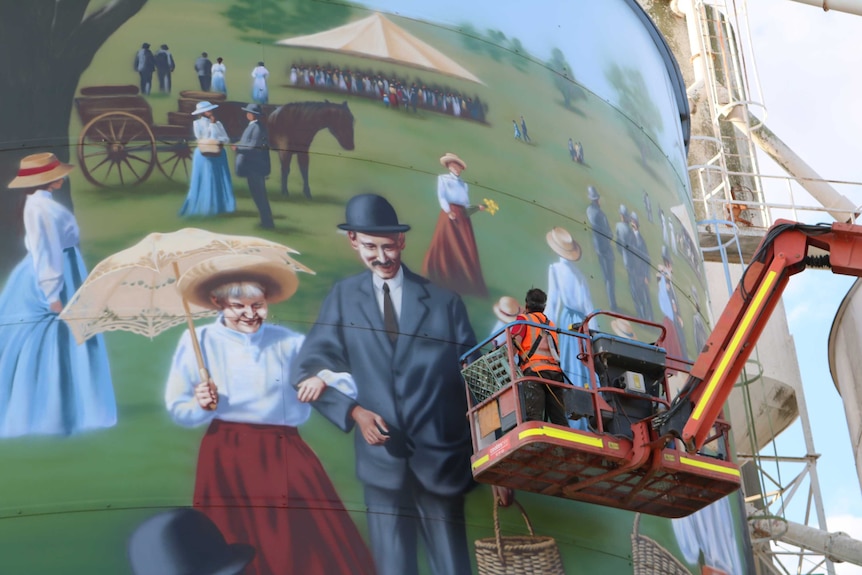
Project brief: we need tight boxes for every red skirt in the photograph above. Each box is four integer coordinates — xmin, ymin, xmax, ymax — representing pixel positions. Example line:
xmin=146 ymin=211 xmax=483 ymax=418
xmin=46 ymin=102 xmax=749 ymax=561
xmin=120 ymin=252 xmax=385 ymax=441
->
xmin=422 ymin=204 xmax=488 ymax=298
xmin=193 ymin=419 xmax=376 ymax=575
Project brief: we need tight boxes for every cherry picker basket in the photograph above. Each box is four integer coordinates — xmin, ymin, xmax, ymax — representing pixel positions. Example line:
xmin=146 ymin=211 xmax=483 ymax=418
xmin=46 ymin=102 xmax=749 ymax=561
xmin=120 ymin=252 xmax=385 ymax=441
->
xmin=462 ymin=345 xmax=521 ymax=403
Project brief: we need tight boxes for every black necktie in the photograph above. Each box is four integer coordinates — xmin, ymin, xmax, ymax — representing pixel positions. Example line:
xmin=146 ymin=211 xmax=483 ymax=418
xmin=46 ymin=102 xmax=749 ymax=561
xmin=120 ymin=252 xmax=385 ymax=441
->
xmin=382 ymin=282 xmax=398 ymax=344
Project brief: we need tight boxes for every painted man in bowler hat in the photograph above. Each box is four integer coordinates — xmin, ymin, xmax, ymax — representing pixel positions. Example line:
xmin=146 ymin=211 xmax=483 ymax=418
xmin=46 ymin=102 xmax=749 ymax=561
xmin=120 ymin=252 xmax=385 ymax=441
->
xmin=232 ymin=103 xmax=273 ymax=228
xmin=293 ymin=193 xmax=478 ymax=575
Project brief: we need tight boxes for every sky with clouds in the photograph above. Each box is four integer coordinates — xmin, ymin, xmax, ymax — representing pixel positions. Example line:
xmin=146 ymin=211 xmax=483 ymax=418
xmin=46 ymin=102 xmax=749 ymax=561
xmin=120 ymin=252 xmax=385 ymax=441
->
xmin=746 ymin=1 xmax=862 ymax=573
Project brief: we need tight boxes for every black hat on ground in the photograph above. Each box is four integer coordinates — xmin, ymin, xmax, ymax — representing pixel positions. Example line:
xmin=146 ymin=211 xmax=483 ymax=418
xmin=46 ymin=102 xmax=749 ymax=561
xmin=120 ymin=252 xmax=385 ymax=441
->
xmin=338 ymin=193 xmax=410 ymax=234
xmin=128 ymin=508 xmax=255 ymax=575
xmin=241 ymin=103 xmax=263 ymax=115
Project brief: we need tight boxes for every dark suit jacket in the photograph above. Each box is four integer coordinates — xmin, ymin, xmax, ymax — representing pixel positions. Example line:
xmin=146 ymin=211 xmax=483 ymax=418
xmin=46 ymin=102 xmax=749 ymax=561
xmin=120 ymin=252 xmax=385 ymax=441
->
xmin=194 ymin=57 xmax=212 ymax=77
xmin=292 ymin=266 xmax=477 ymax=496
xmin=235 ymin=120 xmax=271 ymax=178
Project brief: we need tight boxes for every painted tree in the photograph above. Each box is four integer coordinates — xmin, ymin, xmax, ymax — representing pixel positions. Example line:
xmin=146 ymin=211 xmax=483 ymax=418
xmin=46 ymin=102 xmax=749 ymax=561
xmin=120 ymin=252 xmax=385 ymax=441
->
xmin=222 ymin=0 xmax=355 ymax=41
xmin=605 ymin=63 xmax=664 ymax=167
xmin=547 ymin=48 xmax=586 ymax=109
xmin=0 ymin=0 xmax=149 ymax=274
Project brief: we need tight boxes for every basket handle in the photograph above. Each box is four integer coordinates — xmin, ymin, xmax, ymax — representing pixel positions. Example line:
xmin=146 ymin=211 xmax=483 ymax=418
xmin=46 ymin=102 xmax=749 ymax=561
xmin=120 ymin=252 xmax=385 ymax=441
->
xmin=492 ymin=494 xmax=535 ymax=562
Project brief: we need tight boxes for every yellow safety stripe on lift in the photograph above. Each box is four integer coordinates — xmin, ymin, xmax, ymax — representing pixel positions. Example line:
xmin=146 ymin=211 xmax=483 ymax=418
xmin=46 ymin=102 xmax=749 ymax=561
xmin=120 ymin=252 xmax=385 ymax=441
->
xmin=472 ymin=454 xmax=490 ymax=470
xmin=692 ymin=270 xmax=778 ymax=421
xmin=472 ymin=427 xmax=605 ymax=471
xmin=519 ymin=426 xmax=604 ymax=448
xmin=679 ymin=456 xmax=741 ymax=478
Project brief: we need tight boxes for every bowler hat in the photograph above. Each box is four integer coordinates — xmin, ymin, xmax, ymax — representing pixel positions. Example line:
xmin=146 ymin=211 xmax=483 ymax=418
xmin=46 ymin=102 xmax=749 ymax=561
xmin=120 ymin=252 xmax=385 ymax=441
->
xmin=587 ymin=185 xmax=600 ymax=201
xmin=142 ymin=42 xmax=150 ymax=49
xmin=128 ymin=508 xmax=254 ymax=575
xmin=241 ymin=103 xmax=263 ymax=115
xmin=8 ymin=153 xmax=74 ymax=189
xmin=179 ymin=254 xmax=309 ymax=310
xmin=338 ymin=194 xmax=410 ymax=234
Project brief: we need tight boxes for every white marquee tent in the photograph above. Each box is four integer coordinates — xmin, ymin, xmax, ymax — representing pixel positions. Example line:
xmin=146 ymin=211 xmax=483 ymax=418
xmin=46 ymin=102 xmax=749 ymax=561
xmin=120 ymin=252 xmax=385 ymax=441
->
xmin=277 ymin=12 xmax=483 ymax=84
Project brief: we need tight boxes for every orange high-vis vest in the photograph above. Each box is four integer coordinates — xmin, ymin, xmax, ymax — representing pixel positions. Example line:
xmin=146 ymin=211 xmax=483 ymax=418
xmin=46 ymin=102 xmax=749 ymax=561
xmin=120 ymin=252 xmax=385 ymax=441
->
xmin=517 ymin=312 xmax=563 ymax=373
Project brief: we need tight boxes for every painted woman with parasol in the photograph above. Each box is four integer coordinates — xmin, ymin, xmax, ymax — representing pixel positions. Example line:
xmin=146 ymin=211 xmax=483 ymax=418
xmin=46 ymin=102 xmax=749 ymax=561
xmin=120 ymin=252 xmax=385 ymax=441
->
xmin=165 ymin=254 xmax=376 ymax=575
xmin=0 ymin=153 xmax=116 ymax=438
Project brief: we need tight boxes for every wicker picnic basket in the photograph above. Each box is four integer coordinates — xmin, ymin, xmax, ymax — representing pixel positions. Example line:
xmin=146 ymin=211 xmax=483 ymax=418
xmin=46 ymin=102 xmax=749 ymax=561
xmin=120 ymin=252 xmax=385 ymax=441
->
xmin=631 ymin=513 xmax=691 ymax=575
xmin=475 ymin=499 xmax=566 ymax=575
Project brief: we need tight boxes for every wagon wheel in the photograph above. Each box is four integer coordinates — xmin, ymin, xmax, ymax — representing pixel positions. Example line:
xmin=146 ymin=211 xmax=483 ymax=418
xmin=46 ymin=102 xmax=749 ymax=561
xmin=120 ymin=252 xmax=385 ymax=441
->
xmin=156 ymin=138 xmax=192 ymax=182
xmin=77 ymin=111 xmax=156 ymax=187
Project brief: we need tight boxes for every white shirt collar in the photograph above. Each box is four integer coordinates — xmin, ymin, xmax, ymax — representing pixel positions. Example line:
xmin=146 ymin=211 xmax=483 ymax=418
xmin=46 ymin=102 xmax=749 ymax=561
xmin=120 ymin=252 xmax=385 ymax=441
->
xmin=372 ymin=266 xmax=404 ymax=293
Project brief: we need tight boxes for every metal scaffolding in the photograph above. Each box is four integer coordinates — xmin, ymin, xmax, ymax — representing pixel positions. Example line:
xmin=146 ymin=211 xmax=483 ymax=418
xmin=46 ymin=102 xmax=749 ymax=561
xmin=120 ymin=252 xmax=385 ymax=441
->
xmin=678 ymin=0 xmax=862 ymax=573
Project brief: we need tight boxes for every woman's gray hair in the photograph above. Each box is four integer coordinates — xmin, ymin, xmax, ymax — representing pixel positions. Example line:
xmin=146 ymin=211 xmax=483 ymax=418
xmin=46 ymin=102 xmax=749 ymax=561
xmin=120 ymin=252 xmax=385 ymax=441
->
xmin=210 ymin=281 xmax=266 ymax=308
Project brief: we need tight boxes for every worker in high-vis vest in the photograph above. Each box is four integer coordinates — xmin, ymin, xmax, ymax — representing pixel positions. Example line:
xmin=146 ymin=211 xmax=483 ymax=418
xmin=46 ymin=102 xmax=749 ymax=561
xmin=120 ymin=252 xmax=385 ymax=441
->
xmin=509 ymin=288 xmax=570 ymax=426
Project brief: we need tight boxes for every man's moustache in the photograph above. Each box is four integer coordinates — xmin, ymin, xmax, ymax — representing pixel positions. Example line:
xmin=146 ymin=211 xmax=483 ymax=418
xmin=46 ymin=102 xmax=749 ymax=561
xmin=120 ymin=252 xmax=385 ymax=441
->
xmin=372 ymin=260 xmax=394 ymax=267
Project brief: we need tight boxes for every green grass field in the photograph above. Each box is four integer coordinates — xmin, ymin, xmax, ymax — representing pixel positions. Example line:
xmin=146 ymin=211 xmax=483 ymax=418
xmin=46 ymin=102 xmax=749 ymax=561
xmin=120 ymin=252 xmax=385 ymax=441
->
xmin=0 ymin=1 xmax=744 ymax=573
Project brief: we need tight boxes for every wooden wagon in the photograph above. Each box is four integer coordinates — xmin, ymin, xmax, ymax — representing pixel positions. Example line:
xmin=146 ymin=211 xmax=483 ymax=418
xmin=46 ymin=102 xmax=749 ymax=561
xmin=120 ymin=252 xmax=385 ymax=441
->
xmin=74 ymin=85 xmax=209 ymax=187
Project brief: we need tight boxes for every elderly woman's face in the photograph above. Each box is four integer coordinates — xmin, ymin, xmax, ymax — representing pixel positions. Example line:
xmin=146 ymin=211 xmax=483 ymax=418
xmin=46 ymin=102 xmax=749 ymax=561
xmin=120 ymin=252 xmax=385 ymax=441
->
xmin=220 ymin=294 xmax=268 ymax=334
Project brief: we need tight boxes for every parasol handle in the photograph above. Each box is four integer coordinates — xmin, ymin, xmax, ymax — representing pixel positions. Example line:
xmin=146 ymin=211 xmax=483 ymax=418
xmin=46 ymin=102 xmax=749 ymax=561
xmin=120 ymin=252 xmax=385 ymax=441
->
xmin=173 ymin=262 xmax=218 ymax=411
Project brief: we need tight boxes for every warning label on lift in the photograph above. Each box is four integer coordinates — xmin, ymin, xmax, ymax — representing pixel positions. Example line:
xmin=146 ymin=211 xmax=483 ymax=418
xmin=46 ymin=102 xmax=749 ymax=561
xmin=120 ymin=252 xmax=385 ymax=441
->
xmin=489 ymin=436 xmax=511 ymax=461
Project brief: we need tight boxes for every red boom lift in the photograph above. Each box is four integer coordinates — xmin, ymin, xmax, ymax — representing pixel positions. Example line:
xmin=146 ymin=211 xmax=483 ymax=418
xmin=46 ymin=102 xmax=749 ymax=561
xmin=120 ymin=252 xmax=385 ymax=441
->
xmin=462 ymin=220 xmax=862 ymax=518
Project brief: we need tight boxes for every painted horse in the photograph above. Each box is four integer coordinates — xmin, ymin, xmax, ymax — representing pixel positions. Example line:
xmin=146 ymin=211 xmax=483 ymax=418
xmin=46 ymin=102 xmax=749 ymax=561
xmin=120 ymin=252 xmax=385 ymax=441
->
xmin=267 ymin=100 xmax=355 ymax=198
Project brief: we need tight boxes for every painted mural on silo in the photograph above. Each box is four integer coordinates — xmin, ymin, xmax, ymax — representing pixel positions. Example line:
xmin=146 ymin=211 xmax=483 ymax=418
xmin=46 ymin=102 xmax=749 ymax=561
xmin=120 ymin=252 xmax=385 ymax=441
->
xmin=0 ymin=0 xmax=752 ymax=573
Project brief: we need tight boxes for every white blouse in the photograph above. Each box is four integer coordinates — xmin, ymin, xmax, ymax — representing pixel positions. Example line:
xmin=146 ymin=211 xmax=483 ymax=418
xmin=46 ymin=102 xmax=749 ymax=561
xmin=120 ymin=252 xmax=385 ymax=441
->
xmin=165 ymin=318 xmax=357 ymax=428
xmin=192 ymin=117 xmax=229 ymax=142
xmin=436 ymin=172 xmax=470 ymax=213
xmin=23 ymin=190 xmax=79 ymax=303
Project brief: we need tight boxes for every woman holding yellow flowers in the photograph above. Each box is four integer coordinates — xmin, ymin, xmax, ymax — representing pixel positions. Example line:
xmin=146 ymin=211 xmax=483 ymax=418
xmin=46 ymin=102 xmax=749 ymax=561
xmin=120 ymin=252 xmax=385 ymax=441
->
xmin=422 ymin=152 xmax=492 ymax=298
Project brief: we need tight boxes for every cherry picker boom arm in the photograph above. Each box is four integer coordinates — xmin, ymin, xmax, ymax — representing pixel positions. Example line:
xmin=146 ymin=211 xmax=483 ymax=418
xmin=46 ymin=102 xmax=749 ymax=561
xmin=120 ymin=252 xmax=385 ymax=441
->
xmin=655 ymin=219 xmax=862 ymax=452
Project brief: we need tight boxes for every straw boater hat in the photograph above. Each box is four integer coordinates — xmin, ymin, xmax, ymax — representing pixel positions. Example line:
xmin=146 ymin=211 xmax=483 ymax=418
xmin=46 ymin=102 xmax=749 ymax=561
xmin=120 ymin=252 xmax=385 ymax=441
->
xmin=8 ymin=153 xmax=74 ymax=189
xmin=178 ymin=254 xmax=300 ymax=310
xmin=191 ymin=101 xmax=219 ymax=115
xmin=611 ymin=318 xmax=636 ymax=340
xmin=493 ymin=296 xmax=521 ymax=323
xmin=546 ymin=227 xmax=581 ymax=262
xmin=439 ymin=152 xmax=467 ymax=170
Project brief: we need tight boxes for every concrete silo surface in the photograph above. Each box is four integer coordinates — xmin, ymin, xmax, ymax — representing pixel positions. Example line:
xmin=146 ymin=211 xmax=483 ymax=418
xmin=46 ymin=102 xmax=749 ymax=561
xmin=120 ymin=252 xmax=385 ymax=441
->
xmin=0 ymin=1 xmax=751 ymax=574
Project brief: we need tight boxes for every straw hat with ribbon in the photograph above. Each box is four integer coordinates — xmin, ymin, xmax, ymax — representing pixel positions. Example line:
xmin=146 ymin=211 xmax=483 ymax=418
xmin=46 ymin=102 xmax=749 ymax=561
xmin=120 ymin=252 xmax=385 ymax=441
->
xmin=612 ymin=318 xmax=636 ymax=340
xmin=439 ymin=152 xmax=467 ymax=170
xmin=8 ymin=153 xmax=74 ymax=189
xmin=546 ymin=227 xmax=581 ymax=262
xmin=493 ymin=296 xmax=521 ymax=323
xmin=178 ymin=254 xmax=301 ymax=310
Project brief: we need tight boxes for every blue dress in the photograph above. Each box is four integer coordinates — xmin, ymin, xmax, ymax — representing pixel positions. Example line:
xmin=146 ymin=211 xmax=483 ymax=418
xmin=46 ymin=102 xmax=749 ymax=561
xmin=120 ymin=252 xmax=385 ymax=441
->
xmin=251 ymin=66 xmax=269 ymax=104
xmin=179 ymin=117 xmax=235 ymax=217
xmin=211 ymin=63 xmax=227 ymax=94
xmin=0 ymin=191 xmax=116 ymax=438
xmin=546 ymin=258 xmax=597 ymax=431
